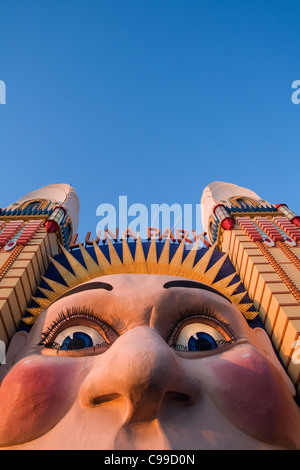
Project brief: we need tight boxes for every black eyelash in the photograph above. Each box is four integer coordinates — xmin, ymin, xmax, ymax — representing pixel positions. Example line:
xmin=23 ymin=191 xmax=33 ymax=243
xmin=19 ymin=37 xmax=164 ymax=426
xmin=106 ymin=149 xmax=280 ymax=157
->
xmin=39 ymin=306 xmax=117 ymax=348
xmin=166 ymin=306 xmax=236 ymax=347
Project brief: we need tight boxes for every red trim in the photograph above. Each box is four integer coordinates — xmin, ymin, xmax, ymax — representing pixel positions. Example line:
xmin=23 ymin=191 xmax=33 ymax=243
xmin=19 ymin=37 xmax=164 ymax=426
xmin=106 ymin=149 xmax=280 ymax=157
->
xmin=291 ymin=216 xmax=300 ymax=228
xmin=45 ymin=220 xmax=59 ymax=233
xmin=221 ymin=217 xmax=235 ymax=230
xmin=52 ymin=205 xmax=67 ymax=215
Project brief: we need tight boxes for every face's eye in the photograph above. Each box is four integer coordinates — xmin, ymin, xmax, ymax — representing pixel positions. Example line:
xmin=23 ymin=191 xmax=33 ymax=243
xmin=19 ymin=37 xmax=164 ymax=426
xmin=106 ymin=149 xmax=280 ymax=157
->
xmin=175 ymin=322 xmax=229 ymax=352
xmin=168 ymin=308 xmax=235 ymax=353
xmin=40 ymin=308 xmax=119 ymax=355
xmin=54 ymin=326 xmax=108 ymax=351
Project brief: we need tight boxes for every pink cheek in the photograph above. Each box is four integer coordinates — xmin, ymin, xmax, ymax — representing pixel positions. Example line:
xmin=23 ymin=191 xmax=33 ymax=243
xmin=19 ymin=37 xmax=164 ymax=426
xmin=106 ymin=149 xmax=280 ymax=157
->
xmin=206 ymin=346 xmax=299 ymax=448
xmin=0 ymin=356 xmax=86 ymax=447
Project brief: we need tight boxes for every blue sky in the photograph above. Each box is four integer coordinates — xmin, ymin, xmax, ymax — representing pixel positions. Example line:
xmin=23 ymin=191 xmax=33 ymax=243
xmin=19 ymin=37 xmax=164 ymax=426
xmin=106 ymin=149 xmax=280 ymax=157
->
xmin=1 ymin=0 xmax=300 ymax=241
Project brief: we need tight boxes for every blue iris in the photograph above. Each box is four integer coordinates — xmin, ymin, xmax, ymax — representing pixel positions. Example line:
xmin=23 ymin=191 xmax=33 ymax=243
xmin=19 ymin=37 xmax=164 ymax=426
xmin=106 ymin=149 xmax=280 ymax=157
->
xmin=61 ymin=332 xmax=93 ymax=350
xmin=188 ymin=332 xmax=217 ymax=351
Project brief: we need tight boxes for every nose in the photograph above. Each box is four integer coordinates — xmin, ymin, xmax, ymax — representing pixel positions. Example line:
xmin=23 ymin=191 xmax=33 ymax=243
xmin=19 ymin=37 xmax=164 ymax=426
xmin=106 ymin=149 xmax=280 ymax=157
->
xmin=79 ymin=326 xmax=201 ymax=423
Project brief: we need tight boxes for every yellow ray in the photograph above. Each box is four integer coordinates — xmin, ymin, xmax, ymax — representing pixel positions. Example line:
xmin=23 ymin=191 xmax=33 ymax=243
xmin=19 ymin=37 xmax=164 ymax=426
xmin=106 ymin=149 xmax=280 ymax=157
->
xmin=23 ymin=239 xmax=258 ymax=325
xmin=176 ymin=238 xmax=200 ymax=277
xmin=146 ymin=235 xmax=158 ymax=274
xmin=134 ymin=235 xmax=148 ymax=274
xmin=191 ymin=242 xmax=217 ymax=277
xmin=107 ymin=238 xmax=126 ymax=274
xmin=59 ymin=243 xmax=89 ymax=281
xmin=155 ymin=238 xmax=170 ymax=275
xmin=48 ymin=255 xmax=78 ymax=287
xmin=77 ymin=242 xmax=102 ymax=277
xmin=122 ymin=238 xmax=134 ymax=273
xmin=92 ymin=238 xmax=111 ymax=272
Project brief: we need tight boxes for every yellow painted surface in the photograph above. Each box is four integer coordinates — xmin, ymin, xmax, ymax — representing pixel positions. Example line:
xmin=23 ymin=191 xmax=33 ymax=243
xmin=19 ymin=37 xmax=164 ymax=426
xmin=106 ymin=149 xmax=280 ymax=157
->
xmin=0 ymin=253 xmax=10 ymax=266
xmin=21 ymin=246 xmax=38 ymax=252
xmin=17 ymin=251 xmax=38 ymax=261
xmin=221 ymin=229 xmax=233 ymax=253
xmin=0 ymin=299 xmax=16 ymax=340
xmin=0 ymin=317 xmax=8 ymax=345
xmin=30 ymin=255 xmax=42 ymax=284
xmin=248 ymin=255 xmax=268 ymax=265
xmin=0 ymin=278 xmax=27 ymax=314
xmin=281 ymin=264 xmax=300 ymax=291
xmin=261 ymin=272 xmax=284 ymax=283
xmin=280 ymin=318 xmax=300 ymax=382
xmin=0 ymin=227 xmax=62 ymax=346
xmin=259 ymin=284 xmax=290 ymax=325
xmin=290 ymin=246 xmax=300 ymax=257
xmin=0 ymin=288 xmax=22 ymax=326
xmin=272 ymin=305 xmax=300 ymax=351
xmin=252 ymin=263 xmax=276 ymax=273
xmin=268 ymin=247 xmax=293 ymax=264
xmin=25 ymin=262 xmax=38 ymax=292
xmin=19 ymin=271 xmax=34 ymax=300
xmin=46 ymin=232 xmax=60 ymax=257
xmin=221 ymin=226 xmax=300 ymax=395
xmin=4 ymin=268 xmax=25 ymax=278
xmin=235 ymin=234 xmax=250 ymax=242
xmin=34 ymin=245 xmax=47 ymax=273
xmin=39 ymin=240 xmax=49 ymax=268
xmin=251 ymin=274 xmax=268 ymax=311
xmin=9 ymin=259 xmax=31 ymax=269
xmin=271 ymin=292 xmax=299 ymax=306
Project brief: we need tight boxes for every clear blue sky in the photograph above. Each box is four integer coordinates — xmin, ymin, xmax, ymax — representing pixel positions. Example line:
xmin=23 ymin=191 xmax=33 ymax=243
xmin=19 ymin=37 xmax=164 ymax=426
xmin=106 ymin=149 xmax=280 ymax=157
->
xmin=1 ymin=0 xmax=300 ymax=241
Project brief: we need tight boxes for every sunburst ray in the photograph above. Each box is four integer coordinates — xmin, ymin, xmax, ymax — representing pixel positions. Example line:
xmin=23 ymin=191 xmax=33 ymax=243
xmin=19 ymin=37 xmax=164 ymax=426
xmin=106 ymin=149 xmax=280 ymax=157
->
xmin=22 ymin=239 xmax=258 ymax=324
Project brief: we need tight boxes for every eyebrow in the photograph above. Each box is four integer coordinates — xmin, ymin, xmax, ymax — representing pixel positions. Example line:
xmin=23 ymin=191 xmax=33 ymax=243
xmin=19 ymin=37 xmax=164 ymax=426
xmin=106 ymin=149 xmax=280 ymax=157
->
xmin=163 ymin=280 xmax=232 ymax=303
xmin=53 ymin=281 xmax=113 ymax=302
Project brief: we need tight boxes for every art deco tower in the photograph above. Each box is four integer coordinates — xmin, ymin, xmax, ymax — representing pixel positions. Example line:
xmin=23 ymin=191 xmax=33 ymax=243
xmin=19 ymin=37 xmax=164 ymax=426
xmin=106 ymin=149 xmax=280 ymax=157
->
xmin=201 ymin=181 xmax=300 ymax=397
xmin=0 ymin=184 xmax=79 ymax=351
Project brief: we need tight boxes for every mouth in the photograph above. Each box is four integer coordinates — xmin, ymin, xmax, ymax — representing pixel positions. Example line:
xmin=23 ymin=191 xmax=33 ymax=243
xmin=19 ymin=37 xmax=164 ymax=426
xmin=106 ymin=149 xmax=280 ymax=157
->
xmin=112 ymin=419 xmax=171 ymax=450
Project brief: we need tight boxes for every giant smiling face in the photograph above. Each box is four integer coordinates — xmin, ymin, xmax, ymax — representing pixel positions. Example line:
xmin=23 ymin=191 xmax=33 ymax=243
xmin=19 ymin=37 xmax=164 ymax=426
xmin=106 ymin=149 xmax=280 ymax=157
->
xmin=0 ymin=274 xmax=299 ymax=450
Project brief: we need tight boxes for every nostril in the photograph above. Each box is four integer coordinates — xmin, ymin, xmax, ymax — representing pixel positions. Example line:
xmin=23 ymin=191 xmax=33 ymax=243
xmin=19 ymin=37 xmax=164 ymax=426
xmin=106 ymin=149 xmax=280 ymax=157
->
xmin=91 ymin=393 xmax=122 ymax=407
xmin=164 ymin=391 xmax=195 ymax=404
